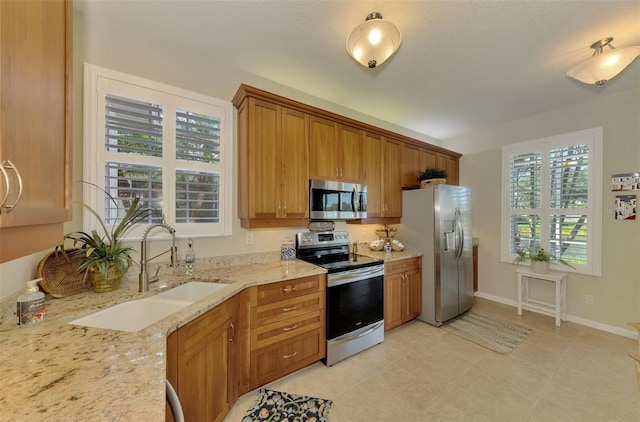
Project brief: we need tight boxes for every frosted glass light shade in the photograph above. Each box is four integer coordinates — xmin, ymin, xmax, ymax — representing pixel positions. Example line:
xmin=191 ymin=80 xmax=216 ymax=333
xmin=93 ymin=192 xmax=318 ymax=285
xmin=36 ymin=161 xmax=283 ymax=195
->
xmin=567 ymin=40 xmax=640 ymax=85
xmin=347 ymin=12 xmax=401 ymax=68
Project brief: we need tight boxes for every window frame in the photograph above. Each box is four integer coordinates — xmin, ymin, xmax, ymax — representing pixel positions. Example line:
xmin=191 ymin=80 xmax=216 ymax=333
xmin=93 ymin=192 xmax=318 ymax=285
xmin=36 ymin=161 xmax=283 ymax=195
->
xmin=83 ymin=63 xmax=233 ymax=240
xmin=501 ymin=127 xmax=603 ymax=276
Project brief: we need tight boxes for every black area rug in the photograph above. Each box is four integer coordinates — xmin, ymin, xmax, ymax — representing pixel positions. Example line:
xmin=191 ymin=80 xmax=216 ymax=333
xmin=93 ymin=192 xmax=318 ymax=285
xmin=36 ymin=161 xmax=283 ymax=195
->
xmin=242 ymin=388 xmax=333 ymax=421
xmin=442 ymin=312 xmax=533 ymax=354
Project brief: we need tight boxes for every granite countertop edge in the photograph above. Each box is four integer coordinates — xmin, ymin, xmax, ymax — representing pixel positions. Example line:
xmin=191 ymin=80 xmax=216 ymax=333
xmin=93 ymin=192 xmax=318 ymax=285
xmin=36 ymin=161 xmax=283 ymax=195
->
xmin=0 ymin=251 xmax=421 ymax=420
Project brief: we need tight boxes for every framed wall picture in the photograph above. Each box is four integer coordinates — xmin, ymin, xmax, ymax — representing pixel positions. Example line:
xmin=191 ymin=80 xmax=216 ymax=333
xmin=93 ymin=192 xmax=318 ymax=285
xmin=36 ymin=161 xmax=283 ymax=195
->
xmin=614 ymin=195 xmax=636 ymax=220
xmin=611 ymin=173 xmax=640 ymax=191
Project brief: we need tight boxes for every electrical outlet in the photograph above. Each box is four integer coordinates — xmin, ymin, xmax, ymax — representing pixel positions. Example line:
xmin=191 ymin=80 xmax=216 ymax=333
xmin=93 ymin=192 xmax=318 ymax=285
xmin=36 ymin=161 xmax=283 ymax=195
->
xmin=585 ymin=294 xmax=594 ymax=305
xmin=245 ymin=233 xmax=254 ymax=245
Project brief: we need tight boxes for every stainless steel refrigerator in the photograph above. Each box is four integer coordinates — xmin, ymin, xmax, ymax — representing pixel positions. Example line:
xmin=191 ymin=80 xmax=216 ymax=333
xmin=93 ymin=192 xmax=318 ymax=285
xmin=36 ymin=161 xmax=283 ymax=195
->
xmin=401 ymin=185 xmax=473 ymax=326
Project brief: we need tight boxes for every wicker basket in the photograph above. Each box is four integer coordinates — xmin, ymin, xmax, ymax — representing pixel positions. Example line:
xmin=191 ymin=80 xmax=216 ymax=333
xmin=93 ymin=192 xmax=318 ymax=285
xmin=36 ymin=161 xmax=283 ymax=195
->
xmin=37 ymin=249 xmax=92 ymax=298
xmin=420 ymin=178 xmax=447 ymax=188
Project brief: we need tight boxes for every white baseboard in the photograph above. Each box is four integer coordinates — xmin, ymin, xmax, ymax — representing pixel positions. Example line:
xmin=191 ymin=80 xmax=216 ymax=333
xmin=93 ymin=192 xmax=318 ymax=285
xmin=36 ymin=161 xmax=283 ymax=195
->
xmin=474 ymin=291 xmax=638 ymax=340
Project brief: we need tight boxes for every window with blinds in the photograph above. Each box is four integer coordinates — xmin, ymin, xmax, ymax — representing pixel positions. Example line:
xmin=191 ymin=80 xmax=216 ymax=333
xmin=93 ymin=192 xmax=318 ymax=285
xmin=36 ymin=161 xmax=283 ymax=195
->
xmin=501 ymin=128 xmax=602 ymax=275
xmin=84 ymin=64 xmax=232 ymax=238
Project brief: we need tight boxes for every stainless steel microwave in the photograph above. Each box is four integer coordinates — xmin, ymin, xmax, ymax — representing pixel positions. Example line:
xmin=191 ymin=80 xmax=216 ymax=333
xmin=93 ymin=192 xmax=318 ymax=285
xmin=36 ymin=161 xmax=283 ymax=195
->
xmin=309 ymin=179 xmax=367 ymax=220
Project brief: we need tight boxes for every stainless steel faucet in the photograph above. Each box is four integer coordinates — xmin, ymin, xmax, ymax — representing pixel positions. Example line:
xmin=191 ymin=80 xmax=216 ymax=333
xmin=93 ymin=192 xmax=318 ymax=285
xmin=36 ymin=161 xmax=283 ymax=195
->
xmin=139 ymin=223 xmax=177 ymax=292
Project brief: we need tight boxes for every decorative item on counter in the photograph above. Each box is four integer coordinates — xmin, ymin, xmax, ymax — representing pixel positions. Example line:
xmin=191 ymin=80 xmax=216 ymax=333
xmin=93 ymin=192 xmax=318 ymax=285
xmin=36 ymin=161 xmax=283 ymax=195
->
xmin=281 ymin=237 xmax=296 ymax=261
xmin=368 ymin=239 xmax=385 ymax=251
xmin=36 ymin=248 xmax=91 ymax=298
xmin=418 ymin=167 xmax=447 ymax=188
xmin=17 ymin=279 xmax=45 ymax=326
xmin=58 ymin=182 xmax=162 ymax=293
xmin=185 ymin=238 xmax=196 ymax=276
xmin=391 ymin=239 xmax=405 ymax=251
xmin=374 ymin=224 xmax=399 ymax=253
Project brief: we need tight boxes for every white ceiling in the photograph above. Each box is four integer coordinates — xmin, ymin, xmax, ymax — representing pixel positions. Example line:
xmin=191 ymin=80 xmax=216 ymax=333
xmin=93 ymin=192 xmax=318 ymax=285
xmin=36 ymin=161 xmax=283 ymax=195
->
xmin=75 ymin=0 xmax=640 ymax=141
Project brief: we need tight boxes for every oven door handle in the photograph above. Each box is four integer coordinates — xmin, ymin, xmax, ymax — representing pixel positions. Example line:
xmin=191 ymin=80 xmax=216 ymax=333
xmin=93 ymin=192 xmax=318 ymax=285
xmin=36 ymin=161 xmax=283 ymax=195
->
xmin=329 ymin=321 xmax=384 ymax=346
xmin=327 ymin=265 xmax=384 ymax=287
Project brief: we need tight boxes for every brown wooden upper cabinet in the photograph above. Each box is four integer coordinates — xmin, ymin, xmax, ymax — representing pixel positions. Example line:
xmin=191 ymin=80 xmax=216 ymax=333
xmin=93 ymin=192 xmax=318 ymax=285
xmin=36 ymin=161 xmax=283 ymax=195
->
xmin=363 ymin=133 xmax=402 ymax=221
xmin=232 ymin=84 xmax=461 ymax=228
xmin=402 ymin=144 xmax=460 ymax=188
xmin=0 ymin=0 xmax=73 ymax=263
xmin=234 ymin=95 xmax=309 ymax=229
xmin=309 ymin=117 xmax=362 ymax=183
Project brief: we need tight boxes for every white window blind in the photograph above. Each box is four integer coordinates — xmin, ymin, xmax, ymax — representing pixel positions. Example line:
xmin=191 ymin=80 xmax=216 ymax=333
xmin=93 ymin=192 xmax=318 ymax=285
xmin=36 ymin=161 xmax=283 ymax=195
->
xmin=502 ymin=128 xmax=602 ymax=275
xmin=84 ymin=64 xmax=232 ymax=239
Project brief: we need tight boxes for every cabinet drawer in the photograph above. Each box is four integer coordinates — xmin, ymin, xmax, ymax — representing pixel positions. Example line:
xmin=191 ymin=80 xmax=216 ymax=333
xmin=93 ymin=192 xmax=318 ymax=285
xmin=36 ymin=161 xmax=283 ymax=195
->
xmin=252 ymin=309 xmax=324 ymax=350
xmin=251 ymin=329 xmax=325 ymax=389
xmin=253 ymin=274 xmax=323 ymax=306
xmin=253 ymin=292 xmax=324 ymax=327
xmin=384 ymin=257 xmax=421 ymax=275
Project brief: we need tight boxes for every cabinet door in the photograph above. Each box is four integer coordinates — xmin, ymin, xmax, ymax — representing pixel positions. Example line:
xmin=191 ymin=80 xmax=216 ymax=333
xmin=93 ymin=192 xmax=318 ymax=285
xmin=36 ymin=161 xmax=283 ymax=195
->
xmin=176 ymin=300 xmax=236 ymax=422
xmin=446 ymin=156 xmax=459 ymax=186
xmin=249 ymin=99 xmax=280 ymax=218
xmin=403 ymin=269 xmax=422 ymax=323
xmin=280 ymin=108 xmax=309 ymax=218
xmin=0 ymin=0 xmax=72 ymax=262
xmin=362 ymin=132 xmax=383 ymax=218
xmin=419 ymin=149 xmax=436 ymax=172
xmin=384 ymin=273 xmax=404 ymax=331
xmin=382 ymin=138 xmax=402 ymax=217
xmin=338 ymin=124 xmax=363 ymax=183
xmin=402 ymin=143 xmax=421 ymax=187
xmin=309 ymin=116 xmax=338 ymax=180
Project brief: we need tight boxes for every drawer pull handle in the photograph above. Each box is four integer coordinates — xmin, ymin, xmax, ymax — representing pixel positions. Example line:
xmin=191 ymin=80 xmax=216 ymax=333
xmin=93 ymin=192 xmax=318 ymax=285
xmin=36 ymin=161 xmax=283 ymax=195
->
xmin=282 ymin=305 xmax=297 ymax=312
xmin=283 ymin=351 xmax=298 ymax=359
xmin=282 ymin=324 xmax=298 ymax=331
xmin=283 ymin=286 xmax=297 ymax=293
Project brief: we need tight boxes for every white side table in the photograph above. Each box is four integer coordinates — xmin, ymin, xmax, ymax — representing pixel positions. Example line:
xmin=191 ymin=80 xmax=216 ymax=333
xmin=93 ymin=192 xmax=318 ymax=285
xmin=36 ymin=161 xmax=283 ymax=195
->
xmin=516 ymin=268 xmax=568 ymax=327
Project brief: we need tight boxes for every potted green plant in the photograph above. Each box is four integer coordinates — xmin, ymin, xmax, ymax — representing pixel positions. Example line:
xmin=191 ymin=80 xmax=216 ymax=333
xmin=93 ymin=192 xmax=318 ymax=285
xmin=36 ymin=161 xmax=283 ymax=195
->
xmin=418 ymin=167 xmax=447 ymax=187
xmin=513 ymin=244 xmax=574 ymax=273
xmin=59 ymin=184 xmax=160 ymax=292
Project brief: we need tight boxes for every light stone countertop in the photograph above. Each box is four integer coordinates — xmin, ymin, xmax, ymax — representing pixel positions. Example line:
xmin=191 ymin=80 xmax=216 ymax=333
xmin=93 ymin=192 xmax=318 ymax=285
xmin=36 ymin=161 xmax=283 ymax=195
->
xmin=0 ymin=250 xmax=421 ymax=421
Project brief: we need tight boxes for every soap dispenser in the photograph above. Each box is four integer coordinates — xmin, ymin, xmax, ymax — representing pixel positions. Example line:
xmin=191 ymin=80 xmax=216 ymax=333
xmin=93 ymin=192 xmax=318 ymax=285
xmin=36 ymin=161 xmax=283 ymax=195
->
xmin=185 ymin=238 xmax=196 ymax=276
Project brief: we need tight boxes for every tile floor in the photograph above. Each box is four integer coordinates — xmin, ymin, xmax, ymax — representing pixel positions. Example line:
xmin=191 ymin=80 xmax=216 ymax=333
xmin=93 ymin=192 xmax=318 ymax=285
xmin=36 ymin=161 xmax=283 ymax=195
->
xmin=224 ymin=298 xmax=640 ymax=422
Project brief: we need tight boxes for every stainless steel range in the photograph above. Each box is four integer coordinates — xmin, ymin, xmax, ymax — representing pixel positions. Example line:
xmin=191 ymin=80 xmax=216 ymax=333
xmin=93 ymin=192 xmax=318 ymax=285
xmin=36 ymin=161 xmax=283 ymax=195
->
xmin=296 ymin=231 xmax=384 ymax=366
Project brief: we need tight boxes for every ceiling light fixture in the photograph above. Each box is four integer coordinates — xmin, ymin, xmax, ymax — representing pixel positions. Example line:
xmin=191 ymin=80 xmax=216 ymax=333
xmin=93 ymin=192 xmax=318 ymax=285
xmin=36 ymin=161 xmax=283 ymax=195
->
xmin=566 ymin=37 xmax=640 ymax=85
xmin=346 ymin=12 xmax=401 ymax=69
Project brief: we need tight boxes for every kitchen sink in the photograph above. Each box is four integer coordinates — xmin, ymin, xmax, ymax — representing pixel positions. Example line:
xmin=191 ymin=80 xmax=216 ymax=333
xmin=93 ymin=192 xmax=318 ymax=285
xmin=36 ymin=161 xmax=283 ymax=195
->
xmin=69 ymin=282 xmax=228 ymax=332
xmin=157 ymin=281 xmax=227 ymax=302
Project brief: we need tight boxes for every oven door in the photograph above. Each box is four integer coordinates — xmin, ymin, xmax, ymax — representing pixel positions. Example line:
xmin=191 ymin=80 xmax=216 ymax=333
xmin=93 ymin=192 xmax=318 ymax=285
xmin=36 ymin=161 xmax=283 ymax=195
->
xmin=326 ymin=267 xmax=384 ymax=340
xmin=309 ymin=179 xmax=367 ymax=220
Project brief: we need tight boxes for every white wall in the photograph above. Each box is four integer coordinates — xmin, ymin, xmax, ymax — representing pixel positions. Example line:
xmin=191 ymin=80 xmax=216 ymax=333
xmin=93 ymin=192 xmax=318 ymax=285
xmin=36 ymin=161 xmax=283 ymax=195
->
xmin=447 ymin=88 xmax=640 ymax=336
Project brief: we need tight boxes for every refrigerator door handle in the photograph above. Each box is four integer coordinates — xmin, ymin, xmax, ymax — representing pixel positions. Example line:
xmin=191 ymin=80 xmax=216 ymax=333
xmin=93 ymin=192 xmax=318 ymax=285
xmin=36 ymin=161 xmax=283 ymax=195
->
xmin=455 ymin=208 xmax=464 ymax=259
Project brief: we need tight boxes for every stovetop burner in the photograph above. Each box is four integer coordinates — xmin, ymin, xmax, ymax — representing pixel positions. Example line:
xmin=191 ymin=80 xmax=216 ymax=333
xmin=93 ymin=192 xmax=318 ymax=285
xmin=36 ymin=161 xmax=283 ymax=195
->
xmin=295 ymin=231 xmax=384 ymax=273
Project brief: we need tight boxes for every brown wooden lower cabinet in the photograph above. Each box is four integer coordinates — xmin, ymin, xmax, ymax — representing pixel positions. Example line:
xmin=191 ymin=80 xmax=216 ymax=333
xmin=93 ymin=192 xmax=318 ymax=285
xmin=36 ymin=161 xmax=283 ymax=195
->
xmin=249 ymin=274 xmax=326 ymax=389
xmin=384 ymin=257 xmax=422 ymax=331
xmin=250 ymin=329 xmax=324 ymax=388
xmin=166 ymin=275 xmax=326 ymax=421
xmin=166 ymin=295 xmax=239 ymax=422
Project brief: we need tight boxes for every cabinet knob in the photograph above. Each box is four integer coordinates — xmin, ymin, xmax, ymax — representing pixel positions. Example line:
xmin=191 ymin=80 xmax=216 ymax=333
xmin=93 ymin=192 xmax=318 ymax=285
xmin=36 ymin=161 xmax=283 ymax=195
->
xmin=282 ymin=324 xmax=298 ymax=332
xmin=283 ymin=286 xmax=297 ymax=293
xmin=282 ymin=305 xmax=297 ymax=312
xmin=283 ymin=351 xmax=298 ymax=359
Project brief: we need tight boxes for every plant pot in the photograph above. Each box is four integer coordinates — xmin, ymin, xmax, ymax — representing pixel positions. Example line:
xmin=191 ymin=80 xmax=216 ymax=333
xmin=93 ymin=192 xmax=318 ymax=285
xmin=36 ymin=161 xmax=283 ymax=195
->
xmin=88 ymin=263 xmax=123 ymax=293
xmin=530 ymin=261 xmax=550 ymax=274
xmin=420 ymin=178 xmax=447 ymax=188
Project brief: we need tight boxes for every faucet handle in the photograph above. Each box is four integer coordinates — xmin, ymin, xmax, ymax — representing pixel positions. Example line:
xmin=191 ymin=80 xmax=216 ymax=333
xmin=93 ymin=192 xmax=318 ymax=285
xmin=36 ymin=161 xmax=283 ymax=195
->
xmin=149 ymin=266 xmax=161 ymax=284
